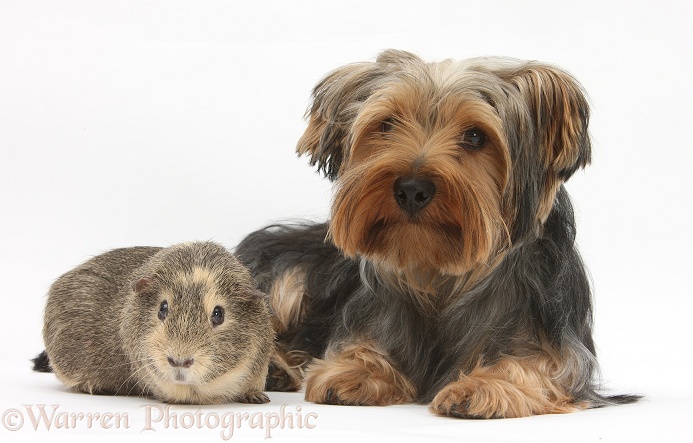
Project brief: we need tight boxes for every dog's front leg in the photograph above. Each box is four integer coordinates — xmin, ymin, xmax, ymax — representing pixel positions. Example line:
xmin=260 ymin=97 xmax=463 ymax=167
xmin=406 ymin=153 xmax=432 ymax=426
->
xmin=304 ymin=341 xmax=416 ymax=406
xmin=430 ymin=355 xmax=586 ymax=418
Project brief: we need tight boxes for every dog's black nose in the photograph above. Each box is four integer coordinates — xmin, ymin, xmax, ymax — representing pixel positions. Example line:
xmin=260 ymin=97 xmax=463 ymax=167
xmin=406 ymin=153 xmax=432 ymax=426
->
xmin=394 ymin=177 xmax=436 ymax=215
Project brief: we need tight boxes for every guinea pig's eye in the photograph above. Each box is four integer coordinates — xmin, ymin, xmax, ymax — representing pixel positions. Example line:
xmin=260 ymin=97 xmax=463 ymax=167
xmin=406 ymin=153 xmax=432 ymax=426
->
xmin=459 ymin=128 xmax=486 ymax=150
xmin=211 ymin=306 xmax=225 ymax=327
xmin=158 ymin=300 xmax=168 ymax=321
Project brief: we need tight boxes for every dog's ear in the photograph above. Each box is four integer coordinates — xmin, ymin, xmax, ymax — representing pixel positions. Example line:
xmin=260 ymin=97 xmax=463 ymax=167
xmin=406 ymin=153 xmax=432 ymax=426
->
xmin=507 ymin=64 xmax=592 ymax=180
xmin=374 ymin=49 xmax=423 ymax=65
xmin=297 ymin=51 xmax=413 ymax=181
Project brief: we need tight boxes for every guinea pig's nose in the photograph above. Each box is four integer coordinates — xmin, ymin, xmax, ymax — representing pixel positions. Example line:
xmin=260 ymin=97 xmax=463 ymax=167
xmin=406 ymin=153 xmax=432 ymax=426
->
xmin=167 ymin=356 xmax=194 ymax=368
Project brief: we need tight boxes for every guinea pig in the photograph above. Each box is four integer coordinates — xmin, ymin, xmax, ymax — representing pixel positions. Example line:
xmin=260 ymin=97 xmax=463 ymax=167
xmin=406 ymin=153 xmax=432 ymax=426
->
xmin=40 ymin=241 xmax=273 ymax=404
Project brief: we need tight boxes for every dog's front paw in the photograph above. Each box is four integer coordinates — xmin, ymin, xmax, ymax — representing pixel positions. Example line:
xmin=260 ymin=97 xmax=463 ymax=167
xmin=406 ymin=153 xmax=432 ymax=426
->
xmin=430 ymin=378 xmax=496 ymax=419
xmin=304 ymin=344 xmax=416 ymax=406
xmin=430 ymin=359 xmax=580 ymax=419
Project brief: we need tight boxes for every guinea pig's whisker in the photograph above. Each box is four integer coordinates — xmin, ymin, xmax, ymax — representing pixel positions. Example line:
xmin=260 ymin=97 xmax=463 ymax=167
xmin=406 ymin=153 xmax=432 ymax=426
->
xmin=114 ymin=360 xmax=154 ymax=396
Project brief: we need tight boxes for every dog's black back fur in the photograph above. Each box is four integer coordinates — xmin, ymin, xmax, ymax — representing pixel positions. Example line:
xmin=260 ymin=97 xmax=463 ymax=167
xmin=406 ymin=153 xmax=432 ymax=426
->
xmin=236 ymin=222 xmax=361 ymax=358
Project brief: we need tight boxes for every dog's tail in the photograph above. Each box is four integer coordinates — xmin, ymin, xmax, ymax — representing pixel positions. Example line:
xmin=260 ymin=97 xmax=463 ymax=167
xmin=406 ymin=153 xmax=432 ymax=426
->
xmin=592 ymin=392 xmax=642 ymax=407
xmin=31 ymin=350 xmax=52 ymax=373
xmin=604 ymin=393 xmax=642 ymax=404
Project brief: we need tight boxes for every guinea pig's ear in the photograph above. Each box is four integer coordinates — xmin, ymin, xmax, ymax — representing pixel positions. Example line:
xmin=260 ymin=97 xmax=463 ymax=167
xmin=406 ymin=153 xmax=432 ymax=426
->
xmin=296 ymin=55 xmax=397 ymax=181
xmin=249 ymin=289 xmax=268 ymax=302
xmin=131 ymin=277 xmax=154 ymax=293
xmin=506 ymin=63 xmax=592 ymax=181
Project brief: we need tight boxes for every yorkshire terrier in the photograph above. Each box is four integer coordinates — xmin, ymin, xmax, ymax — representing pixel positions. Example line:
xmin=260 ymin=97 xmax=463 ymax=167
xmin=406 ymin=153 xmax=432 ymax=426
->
xmin=236 ymin=50 xmax=638 ymax=418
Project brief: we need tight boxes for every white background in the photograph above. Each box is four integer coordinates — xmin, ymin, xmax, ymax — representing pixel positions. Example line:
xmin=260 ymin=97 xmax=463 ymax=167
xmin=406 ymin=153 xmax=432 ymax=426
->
xmin=1 ymin=0 xmax=691 ymax=441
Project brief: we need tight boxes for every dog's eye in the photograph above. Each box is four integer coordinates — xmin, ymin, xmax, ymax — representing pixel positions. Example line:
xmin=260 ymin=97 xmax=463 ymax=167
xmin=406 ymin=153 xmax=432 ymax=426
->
xmin=380 ymin=118 xmax=395 ymax=133
xmin=459 ymin=128 xmax=486 ymax=150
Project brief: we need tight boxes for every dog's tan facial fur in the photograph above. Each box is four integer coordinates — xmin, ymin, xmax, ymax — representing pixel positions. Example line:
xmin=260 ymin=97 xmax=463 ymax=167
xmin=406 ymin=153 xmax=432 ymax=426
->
xmin=332 ymin=85 xmax=510 ymax=277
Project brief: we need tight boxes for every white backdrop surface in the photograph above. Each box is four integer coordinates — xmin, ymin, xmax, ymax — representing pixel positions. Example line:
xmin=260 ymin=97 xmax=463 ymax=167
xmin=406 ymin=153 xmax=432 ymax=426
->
xmin=1 ymin=1 xmax=691 ymax=441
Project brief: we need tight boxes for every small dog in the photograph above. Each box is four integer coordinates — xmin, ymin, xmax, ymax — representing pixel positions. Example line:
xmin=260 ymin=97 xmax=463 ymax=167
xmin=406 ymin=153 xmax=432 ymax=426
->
xmin=236 ymin=50 xmax=637 ymax=418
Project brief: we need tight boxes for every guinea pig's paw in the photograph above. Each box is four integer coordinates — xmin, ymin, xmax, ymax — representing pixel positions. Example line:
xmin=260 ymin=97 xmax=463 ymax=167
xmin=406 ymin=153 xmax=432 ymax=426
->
xmin=265 ymin=360 xmax=303 ymax=392
xmin=238 ymin=391 xmax=270 ymax=404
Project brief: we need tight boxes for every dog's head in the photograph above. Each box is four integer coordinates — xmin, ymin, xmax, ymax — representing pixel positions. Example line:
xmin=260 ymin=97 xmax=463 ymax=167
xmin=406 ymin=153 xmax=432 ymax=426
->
xmin=298 ymin=50 xmax=591 ymax=276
